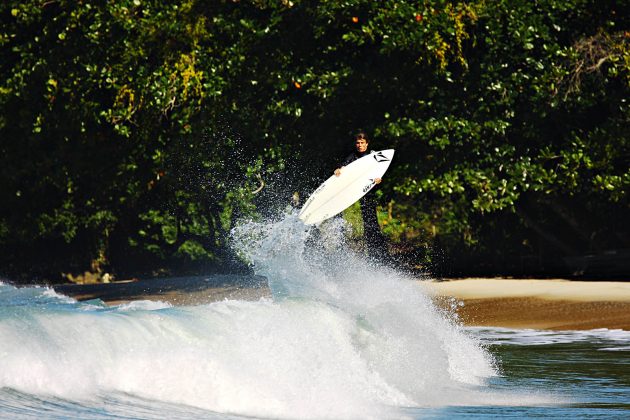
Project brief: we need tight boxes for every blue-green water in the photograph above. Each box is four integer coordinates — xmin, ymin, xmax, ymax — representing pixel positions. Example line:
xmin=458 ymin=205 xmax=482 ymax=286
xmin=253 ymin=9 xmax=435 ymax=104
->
xmin=418 ymin=327 xmax=630 ymax=418
xmin=1 ymin=215 xmax=628 ymax=419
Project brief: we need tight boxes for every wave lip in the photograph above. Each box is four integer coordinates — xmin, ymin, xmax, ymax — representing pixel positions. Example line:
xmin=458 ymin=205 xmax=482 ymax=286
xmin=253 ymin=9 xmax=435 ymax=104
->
xmin=0 ymin=213 xmax=512 ymax=418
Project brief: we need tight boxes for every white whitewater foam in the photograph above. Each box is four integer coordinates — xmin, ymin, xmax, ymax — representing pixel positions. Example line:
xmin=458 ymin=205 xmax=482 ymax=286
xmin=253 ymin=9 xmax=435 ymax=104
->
xmin=466 ymin=327 xmax=630 ymax=351
xmin=469 ymin=326 xmax=630 ymax=347
xmin=115 ymin=300 xmax=173 ymax=311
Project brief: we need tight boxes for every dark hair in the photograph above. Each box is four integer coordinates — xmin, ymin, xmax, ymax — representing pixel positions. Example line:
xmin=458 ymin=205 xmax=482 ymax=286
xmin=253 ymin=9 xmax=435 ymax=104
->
xmin=354 ymin=130 xmax=369 ymax=142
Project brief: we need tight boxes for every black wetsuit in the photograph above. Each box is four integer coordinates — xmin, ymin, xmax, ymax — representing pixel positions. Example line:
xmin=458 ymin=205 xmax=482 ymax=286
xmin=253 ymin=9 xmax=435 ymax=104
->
xmin=341 ymin=150 xmax=386 ymax=258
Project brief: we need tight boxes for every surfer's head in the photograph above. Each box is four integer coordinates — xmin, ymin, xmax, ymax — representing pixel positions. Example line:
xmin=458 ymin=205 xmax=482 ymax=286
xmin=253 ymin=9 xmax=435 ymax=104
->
xmin=354 ymin=131 xmax=369 ymax=153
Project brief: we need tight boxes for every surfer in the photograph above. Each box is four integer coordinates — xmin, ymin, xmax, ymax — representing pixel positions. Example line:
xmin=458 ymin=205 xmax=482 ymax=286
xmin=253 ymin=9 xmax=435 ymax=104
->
xmin=334 ymin=131 xmax=387 ymax=258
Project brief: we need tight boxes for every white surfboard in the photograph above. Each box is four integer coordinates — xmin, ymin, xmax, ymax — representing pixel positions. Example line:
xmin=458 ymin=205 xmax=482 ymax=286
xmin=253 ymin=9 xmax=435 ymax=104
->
xmin=298 ymin=149 xmax=395 ymax=225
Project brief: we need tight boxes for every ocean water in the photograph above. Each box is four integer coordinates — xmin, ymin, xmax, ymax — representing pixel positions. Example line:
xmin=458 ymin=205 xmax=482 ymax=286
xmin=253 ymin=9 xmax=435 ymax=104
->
xmin=1 ymin=214 xmax=628 ymax=419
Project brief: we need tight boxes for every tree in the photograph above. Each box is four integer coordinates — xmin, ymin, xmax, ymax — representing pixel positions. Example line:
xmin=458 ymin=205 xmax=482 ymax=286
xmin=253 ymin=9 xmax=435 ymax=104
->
xmin=1 ymin=0 xmax=628 ymax=281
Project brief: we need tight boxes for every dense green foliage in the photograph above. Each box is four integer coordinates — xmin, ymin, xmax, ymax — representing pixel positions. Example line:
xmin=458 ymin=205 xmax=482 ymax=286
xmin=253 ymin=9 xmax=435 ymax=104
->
xmin=1 ymin=0 xmax=628 ymax=282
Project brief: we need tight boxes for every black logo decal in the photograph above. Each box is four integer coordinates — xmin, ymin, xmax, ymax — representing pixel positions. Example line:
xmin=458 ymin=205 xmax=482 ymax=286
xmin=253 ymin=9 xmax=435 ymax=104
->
xmin=363 ymin=179 xmax=375 ymax=193
xmin=373 ymin=152 xmax=390 ymax=162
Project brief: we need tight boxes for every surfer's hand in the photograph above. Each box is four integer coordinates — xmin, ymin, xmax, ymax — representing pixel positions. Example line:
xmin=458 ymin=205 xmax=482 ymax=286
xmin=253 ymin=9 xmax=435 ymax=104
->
xmin=334 ymin=168 xmax=342 ymax=177
xmin=374 ymin=177 xmax=382 ymax=184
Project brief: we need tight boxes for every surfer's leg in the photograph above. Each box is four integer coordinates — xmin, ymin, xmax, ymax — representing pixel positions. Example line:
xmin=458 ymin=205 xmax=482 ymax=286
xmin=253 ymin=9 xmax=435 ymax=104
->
xmin=360 ymin=198 xmax=387 ymax=259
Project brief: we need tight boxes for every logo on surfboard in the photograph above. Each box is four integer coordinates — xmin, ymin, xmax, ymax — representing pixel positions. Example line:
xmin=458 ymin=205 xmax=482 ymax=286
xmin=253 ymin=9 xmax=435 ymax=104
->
xmin=363 ymin=179 xmax=376 ymax=193
xmin=373 ymin=151 xmax=390 ymax=162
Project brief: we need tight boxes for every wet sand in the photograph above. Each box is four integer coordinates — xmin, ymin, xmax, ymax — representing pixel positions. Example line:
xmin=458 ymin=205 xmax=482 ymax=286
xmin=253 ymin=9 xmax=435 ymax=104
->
xmin=424 ymin=278 xmax=630 ymax=330
xmin=52 ymin=275 xmax=271 ymax=306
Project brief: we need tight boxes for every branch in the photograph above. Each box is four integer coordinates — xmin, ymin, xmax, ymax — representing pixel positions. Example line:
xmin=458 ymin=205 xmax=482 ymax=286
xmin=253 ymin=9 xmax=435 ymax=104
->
xmin=251 ymin=173 xmax=264 ymax=194
xmin=556 ymin=31 xmax=624 ymax=99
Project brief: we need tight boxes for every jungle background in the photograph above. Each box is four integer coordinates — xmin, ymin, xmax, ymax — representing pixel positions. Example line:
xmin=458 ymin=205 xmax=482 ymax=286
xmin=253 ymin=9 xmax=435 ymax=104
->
xmin=1 ymin=0 xmax=629 ymax=283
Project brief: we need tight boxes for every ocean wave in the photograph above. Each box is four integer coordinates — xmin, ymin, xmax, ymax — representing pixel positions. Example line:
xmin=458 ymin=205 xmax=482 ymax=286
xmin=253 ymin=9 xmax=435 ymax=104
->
xmin=0 ymin=213 xmax=547 ymax=418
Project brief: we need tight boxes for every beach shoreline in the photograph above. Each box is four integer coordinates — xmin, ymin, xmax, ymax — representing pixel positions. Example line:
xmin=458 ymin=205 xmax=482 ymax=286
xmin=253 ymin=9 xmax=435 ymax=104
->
xmin=52 ymin=274 xmax=271 ymax=306
xmin=424 ymin=278 xmax=630 ymax=330
xmin=51 ymin=276 xmax=630 ymax=331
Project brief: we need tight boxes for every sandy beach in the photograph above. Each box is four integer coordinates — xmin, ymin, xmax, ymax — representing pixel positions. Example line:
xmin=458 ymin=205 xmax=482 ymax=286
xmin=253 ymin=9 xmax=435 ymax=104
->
xmin=425 ymin=278 xmax=630 ymax=330
xmin=53 ymin=276 xmax=630 ymax=331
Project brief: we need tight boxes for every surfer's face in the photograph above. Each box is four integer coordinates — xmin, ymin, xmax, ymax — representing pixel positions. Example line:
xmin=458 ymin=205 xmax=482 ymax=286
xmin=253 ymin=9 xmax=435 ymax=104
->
xmin=355 ymin=139 xmax=368 ymax=153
